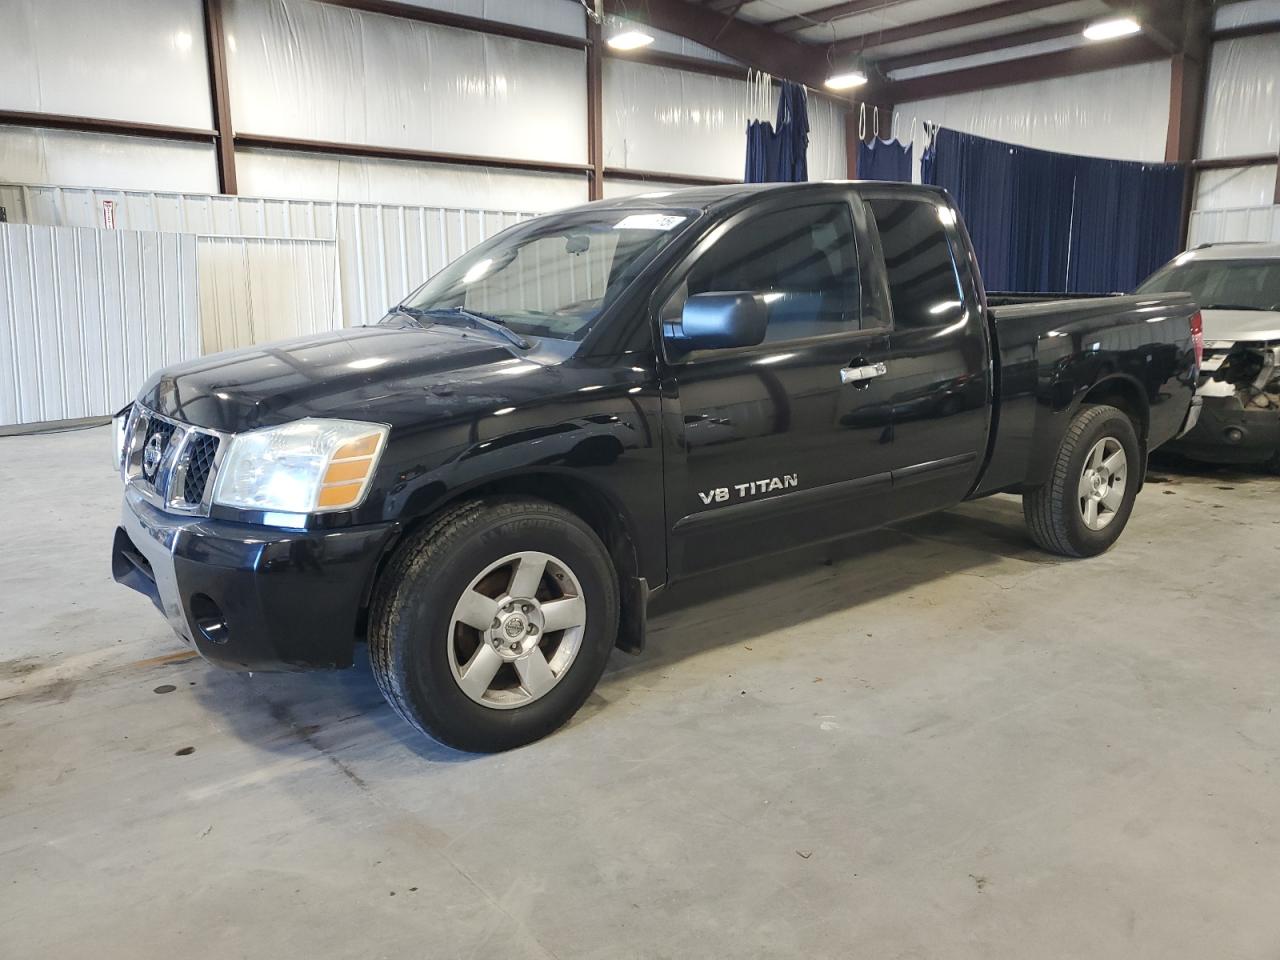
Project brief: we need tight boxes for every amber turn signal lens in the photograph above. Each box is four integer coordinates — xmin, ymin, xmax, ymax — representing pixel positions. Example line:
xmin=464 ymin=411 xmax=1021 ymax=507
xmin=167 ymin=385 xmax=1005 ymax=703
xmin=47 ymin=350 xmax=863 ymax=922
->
xmin=316 ymin=428 xmax=386 ymax=509
xmin=333 ymin=434 xmax=381 ymax=459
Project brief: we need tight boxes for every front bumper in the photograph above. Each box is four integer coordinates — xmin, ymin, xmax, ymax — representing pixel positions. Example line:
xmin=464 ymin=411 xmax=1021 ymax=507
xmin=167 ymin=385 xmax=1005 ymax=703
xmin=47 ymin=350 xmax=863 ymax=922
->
xmin=112 ymin=487 xmax=399 ymax=671
xmin=1164 ymin=394 xmax=1280 ymax=464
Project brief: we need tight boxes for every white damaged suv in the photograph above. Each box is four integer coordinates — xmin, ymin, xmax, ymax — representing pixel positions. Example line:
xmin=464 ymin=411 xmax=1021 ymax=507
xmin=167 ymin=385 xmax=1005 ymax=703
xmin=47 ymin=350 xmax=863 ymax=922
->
xmin=1138 ymin=243 xmax=1280 ymax=472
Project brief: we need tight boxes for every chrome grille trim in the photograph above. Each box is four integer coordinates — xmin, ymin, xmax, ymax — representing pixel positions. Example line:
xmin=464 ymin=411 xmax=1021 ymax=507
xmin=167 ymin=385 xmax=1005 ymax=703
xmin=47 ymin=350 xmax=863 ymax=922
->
xmin=121 ymin=405 xmax=232 ymax=517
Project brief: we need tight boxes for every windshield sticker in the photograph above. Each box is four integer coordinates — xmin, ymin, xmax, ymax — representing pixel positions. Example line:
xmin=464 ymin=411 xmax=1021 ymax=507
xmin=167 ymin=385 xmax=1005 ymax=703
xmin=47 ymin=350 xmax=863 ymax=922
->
xmin=614 ymin=214 xmax=687 ymax=232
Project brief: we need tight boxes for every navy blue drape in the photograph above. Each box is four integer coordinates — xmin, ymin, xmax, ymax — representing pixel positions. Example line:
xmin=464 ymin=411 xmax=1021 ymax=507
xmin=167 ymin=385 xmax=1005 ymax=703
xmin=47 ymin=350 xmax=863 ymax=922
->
xmin=856 ymin=137 xmax=913 ymax=182
xmin=922 ymin=127 xmax=1184 ymax=294
xmin=745 ymin=81 xmax=809 ymax=183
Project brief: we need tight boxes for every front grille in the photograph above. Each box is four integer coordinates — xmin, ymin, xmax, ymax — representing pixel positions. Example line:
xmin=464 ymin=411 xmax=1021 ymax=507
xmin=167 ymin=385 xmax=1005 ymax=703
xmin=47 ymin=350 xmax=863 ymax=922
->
xmin=141 ymin=417 xmax=178 ymax=490
xmin=123 ymin=406 xmax=228 ymax=515
xmin=182 ymin=433 xmax=221 ymax=505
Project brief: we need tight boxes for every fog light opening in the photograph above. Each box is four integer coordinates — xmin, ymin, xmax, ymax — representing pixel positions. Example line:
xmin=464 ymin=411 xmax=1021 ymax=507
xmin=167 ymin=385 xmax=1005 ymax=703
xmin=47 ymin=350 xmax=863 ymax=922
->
xmin=190 ymin=593 xmax=229 ymax=645
xmin=1224 ymin=427 xmax=1245 ymax=445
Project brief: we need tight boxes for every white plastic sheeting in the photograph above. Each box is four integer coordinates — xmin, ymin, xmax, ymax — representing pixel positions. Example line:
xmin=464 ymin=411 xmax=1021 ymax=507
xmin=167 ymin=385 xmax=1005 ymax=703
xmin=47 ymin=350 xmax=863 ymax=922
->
xmin=0 ymin=0 xmax=212 ymax=128
xmin=602 ymin=179 xmax=707 ymax=199
xmin=1189 ymin=206 xmax=1280 ymax=246
xmin=1 ymin=180 xmax=533 ymax=327
xmin=197 ymin=237 xmax=342 ymax=353
xmin=897 ymin=60 xmax=1173 ymax=175
xmin=0 ymin=126 xmax=219 ymax=194
xmin=391 ymin=0 xmax=585 ymax=37
xmin=604 ymin=60 xmax=845 ymax=181
xmin=1195 ymin=165 xmax=1279 ymax=210
xmin=234 ymin=148 xmax=587 ymax=211
xmin=0 ymin=223 xmax=199 ymax=426
xmin=225 ymin=0 xmax=588 ymax=165
xmin=1200 ymin=36 xmax=1280 ymax=160
xmin=1214 ymin=0 xmax=1280 ymax=29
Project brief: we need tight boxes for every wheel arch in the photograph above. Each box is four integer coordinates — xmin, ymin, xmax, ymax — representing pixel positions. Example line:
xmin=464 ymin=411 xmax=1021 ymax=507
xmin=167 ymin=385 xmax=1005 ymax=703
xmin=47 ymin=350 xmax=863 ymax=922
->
xmin=371 ymin=469 xmax=651 ymax=653
xmin=1078 ymin=374 xmax=1150 ymax=444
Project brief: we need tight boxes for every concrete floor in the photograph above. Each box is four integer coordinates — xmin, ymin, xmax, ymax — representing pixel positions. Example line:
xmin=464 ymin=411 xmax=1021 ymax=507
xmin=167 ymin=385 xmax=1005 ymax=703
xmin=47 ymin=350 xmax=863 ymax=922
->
xmin=2 ymin=426 xmax=1279 ymax=959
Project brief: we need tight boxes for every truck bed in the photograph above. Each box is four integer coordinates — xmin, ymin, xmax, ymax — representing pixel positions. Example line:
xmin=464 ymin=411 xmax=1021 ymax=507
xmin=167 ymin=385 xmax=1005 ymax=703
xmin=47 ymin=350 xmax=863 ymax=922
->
xmin=973 ymin=292 xmax=1198 ymax=497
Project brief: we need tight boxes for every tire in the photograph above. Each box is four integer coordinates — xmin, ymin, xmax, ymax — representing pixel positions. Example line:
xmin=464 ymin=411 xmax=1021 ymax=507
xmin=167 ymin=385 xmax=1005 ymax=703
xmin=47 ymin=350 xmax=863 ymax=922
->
xmin=369 ymin=498 xmax=619 ymax=752
xmin=1022 ymin=404 xmax=1142 ymax=558
xmin=1265 ymin=451 xmax=1280 ymax=476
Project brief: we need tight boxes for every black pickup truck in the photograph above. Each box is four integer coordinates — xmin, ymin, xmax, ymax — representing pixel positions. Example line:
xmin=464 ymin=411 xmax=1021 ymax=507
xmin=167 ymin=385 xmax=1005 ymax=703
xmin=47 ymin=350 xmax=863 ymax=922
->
xmin=112 ymin=182 xmax=1200 ymax=751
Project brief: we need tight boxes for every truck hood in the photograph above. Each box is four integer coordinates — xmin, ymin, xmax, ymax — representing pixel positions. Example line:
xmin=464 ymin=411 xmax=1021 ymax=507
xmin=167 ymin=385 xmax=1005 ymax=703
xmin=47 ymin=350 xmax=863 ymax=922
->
xmin=1202 ymin=309 xmax=1280 ymax=345
xmin=137 ymin=319 xmax=574 ymax=433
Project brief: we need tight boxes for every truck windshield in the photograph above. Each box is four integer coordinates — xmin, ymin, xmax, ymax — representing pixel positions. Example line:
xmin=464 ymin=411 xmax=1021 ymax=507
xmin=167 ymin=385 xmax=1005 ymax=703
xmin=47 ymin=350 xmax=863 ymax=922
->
xmin=398 ymin=208 xmax=695 ymax=341
xmin=1138 ymin=258 xmax=1280 ymax=312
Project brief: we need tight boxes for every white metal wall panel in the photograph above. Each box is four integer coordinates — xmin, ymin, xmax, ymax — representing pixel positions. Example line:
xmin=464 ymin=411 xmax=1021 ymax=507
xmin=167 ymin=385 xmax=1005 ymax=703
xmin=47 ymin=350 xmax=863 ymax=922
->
xmin=1188 ymin=207 xmax=1280 ymax=247
xmin=0 ymin=223 xmax=198 ymax=426
xmin=196 ymin=237 xmax=342 ymax=353
xmin=0 ymin=181 xmax=534 ymax=327
xmin=224 ymin=0 xmax=588 ymax=164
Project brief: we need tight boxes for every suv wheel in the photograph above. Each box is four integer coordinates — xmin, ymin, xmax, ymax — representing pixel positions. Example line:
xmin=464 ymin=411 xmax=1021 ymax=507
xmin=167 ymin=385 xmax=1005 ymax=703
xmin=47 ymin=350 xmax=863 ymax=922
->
xmin=369 ymin=498 xmax=619 ymax=752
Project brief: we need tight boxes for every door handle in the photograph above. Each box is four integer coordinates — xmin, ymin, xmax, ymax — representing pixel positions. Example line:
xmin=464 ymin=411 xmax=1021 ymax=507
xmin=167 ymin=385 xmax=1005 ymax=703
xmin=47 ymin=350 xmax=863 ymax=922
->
xmin=839 ymin=362 xmax=887 ymax=385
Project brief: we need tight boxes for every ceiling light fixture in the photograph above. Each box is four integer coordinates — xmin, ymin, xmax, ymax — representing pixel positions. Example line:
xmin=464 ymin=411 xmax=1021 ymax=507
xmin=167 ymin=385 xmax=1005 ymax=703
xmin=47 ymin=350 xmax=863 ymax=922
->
xmin=824 ymin=70 xmax=868 ymax=91
xmin=607 ymin=28 xmax=654 ymax=50
xmin=1083 ymin=16 xmax=1141 ymax=41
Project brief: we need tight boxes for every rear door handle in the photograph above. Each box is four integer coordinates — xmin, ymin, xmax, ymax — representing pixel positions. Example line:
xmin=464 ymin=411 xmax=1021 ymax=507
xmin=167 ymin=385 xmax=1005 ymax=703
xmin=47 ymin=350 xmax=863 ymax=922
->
xmin=840 ymin=362 xmax=887 ymax=385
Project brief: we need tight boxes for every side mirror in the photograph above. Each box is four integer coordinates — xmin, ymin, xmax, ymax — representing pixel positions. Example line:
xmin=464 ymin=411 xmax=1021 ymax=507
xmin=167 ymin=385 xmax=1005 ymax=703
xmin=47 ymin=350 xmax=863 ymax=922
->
xmin=670 ymin=292 xmax=768 ymax=351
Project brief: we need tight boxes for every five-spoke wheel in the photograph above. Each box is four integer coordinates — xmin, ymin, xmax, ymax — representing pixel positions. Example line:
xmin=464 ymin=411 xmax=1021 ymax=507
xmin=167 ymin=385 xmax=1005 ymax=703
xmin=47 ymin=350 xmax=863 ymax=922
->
xmin=449 ymin=551 xmax=588 ymax=709
xmin=1077 ymin=436 xmax=1128 ymax=531
xmin=369 ymin=498 xmax=619 ymax=752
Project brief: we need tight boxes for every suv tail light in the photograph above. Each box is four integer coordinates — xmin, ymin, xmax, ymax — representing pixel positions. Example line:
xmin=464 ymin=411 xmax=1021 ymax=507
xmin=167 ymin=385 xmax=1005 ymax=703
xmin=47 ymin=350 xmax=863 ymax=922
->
xmin=1190 ymin=310 xmax=1204 ymax=371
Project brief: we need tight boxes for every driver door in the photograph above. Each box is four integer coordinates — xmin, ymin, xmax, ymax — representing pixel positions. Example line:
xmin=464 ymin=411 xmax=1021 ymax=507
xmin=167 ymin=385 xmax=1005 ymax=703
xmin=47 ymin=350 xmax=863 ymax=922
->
xmin=659 ymin=194 xmax=903 ymax=576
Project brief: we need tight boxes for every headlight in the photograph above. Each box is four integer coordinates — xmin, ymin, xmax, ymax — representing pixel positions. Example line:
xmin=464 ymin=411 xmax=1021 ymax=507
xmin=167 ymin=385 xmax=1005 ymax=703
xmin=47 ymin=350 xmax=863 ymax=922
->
xmin=113 ymin=405 xmax=133 ymax=473
xmin=212 ymin=419 xmax=389 ymax=514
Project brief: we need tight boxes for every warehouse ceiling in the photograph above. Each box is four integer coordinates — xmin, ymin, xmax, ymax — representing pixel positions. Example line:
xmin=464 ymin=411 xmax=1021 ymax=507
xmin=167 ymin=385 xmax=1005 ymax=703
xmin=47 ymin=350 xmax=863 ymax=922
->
xmin=604 ymin=0 xmax=1208 ymax=101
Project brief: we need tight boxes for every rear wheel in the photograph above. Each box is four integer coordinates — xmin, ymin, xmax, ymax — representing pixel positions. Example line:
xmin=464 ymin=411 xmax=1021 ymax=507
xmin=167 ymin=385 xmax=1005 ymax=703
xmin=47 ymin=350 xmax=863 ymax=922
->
xmin=1023 ymin=404 xmax=1141 ymax=558
xmin=369 ymin=498 xmax=619 ymax=752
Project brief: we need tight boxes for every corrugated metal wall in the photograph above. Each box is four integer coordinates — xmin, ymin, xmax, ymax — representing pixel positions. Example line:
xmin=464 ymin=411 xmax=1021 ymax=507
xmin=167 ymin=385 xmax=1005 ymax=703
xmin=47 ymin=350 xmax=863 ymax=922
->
xmin=1188 ymin=206 xmax=1280 ymax=246
xmin=0 ymin=222 xmax=198 ymax=425
xmin=197 ymin=236 xmax=341 ymax=353
xmin=0 ymin=182 xmax=532 ymax=325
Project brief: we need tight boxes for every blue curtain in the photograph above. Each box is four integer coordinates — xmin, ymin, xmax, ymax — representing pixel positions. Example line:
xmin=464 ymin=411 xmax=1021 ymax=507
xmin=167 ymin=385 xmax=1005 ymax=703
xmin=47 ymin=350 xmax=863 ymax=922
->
xmin=1066 ymin=160 xmax=1186 ymax=293
xmin=922 ymin=127 xmax=1185 ymax=294
xmin=745 ymin=81 xmax=809 ymax=183
xmin=857 ymin=138 xmax=913 ymax=182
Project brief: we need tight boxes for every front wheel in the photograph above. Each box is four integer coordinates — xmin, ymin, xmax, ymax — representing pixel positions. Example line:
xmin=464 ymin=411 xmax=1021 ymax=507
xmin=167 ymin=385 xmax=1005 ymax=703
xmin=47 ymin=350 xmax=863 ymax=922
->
xmin=369 ymin=498 xmax=619 ymax=752
xmin=1023 ymin=403 xmax=1142 ymax=558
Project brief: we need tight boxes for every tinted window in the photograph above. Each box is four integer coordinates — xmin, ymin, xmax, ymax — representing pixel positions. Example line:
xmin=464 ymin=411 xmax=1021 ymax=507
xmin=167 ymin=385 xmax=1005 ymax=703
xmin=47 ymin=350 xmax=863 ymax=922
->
xmin=666 ymin=203 xmax=860 ymax=342
xmin=1137 ymin=258 xmax=1280 ymax=311
xmin=867 ymin=198 xmax=965 ymax=330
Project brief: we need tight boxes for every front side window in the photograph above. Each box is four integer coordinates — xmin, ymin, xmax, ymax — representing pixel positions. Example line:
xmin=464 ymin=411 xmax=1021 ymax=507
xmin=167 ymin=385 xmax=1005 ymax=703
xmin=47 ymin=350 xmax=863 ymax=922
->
xmin=401 ymin=208 xmax=693 ymax=341
xmin=1138 ymin=258 xmax=1280 ymax=311
xmin=866 ymin=198 xmax=966 ymax=330
xmin=664 ymin=202 xmax=861 ymax=343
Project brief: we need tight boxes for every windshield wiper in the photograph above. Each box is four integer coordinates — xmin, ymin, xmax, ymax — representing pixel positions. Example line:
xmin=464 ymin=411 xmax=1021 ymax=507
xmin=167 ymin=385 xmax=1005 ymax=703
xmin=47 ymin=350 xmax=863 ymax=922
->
xmin=1201 ymin=304 xmax=1266 ymax=312
xmin=410 ymin=306 xmax=531 ymax=350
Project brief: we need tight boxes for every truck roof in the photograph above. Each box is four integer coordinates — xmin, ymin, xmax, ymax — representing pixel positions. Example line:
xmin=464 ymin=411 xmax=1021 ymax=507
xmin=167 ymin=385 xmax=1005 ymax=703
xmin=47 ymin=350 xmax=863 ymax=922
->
xmin=569 ymin=180 xmax=948 ymax=215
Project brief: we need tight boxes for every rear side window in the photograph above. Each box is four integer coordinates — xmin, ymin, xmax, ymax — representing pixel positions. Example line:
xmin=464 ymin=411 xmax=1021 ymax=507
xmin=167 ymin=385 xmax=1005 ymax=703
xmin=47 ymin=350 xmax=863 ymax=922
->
xmin=867 ymin=198 xmax=965 ymax=330
xmin=665 ymin=202 xmax=861 ymax=342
